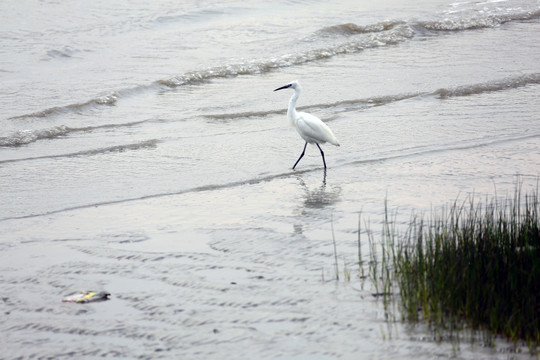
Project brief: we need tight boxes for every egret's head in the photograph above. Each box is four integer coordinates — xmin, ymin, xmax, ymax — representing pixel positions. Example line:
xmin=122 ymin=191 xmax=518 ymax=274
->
xmin=274 ymin=80 xmax=300 ymax=92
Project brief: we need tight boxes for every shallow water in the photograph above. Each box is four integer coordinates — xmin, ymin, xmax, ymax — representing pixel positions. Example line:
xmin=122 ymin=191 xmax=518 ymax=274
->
xmin=1 ymin=0 xmax=540 ymax=358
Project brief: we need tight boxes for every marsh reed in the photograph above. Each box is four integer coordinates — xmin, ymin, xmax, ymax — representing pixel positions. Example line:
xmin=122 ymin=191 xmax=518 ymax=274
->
xmin=367 ymin=185 xmax=540 ymax=350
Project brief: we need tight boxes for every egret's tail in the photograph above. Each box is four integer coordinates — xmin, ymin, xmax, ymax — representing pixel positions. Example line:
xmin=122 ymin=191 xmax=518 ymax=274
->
xmin=329 ymin=136 xmax=340 ymax=147
xmin=326 ymin=129 xmax=340 ymax=146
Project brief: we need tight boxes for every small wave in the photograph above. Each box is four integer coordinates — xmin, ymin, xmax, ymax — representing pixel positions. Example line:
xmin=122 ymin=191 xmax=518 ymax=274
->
xmin=0 ymin=139 xmax=159 ymax=165
xmin=313 ymin=93 xmax=421 ymax=110
xmin=41 ymin=47 xmax=88 ymax=61
xmin=155 ymin=8 xmax=226 ymax=24
xmin=3 ymin=132 xmax=538 ymax=222
xmin=203 ymin=109 xmax=285 ymax=120
xmin=418 ymin=8 xmax=540 ymax=31
xmin=0 ymin=126 xmax=70 ymax=147
xmin=315 ymin=20 xmax=406 ymax=37
xmin=158 ymin=25 xmax=415 ymax=88
xmin=204 ymin=93 xmax=422 ymax=120
xmin=77 ymin=139 xmax=159 ymax=156
xmin=0 ymin=120 xmax=150 ymax=148
xmin=68 ymin=119 xmax=151 ymax=133
xmin=352 ymin=132 xmax=540 ymax=168
xmin=11 ymin=7 xmax=539 ymax=122
xmin=204 ymin=73 xmax=540 ymax=120
xmin=9 ymin=93 xmax=118 ymax=120
xmin=435 ymin=73 xmax=540 ymax=98
xmin=312 ymin=7 xmax=540 ymax=39
xmin=126 ymin=6 xmax=540 ymax=91
xmin=45 ymin=49 xmax=73 ymax=59
xmin=0 ymin=167 xmax=300 ymax=222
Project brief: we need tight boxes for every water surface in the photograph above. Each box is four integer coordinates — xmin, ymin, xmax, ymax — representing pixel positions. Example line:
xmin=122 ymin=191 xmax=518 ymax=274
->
xmin=1 ymin=0 xmax=540 ymax=358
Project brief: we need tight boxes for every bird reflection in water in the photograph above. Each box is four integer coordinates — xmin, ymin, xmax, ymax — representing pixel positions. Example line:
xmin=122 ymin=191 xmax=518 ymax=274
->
xmin=293 ymin=170 xmax=341 ymax=235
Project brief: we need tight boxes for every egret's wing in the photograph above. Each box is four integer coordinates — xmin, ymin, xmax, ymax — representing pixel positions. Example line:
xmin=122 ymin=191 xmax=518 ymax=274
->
xmin=296 ymin=112 xmax=339 ymax=145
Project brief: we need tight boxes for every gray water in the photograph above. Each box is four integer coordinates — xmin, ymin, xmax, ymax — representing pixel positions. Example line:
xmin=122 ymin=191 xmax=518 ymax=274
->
xmin=1 ymin=0 xmax=540 ymax=358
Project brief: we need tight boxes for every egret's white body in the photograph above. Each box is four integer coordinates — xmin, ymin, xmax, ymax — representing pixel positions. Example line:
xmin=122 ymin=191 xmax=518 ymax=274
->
xmin=274 ymin=80 xmax=339 ymax=169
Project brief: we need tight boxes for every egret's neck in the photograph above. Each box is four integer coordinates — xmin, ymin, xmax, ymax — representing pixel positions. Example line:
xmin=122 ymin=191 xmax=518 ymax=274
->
xmin=287 ymin=88 xmax=301 ymax=127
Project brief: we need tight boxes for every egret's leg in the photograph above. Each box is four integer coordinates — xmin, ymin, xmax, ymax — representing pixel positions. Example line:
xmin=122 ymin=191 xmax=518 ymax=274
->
xmin=316 ymin=143 xmax=327 ymax=169
xmin=293 ymin=142 xmax=308 ymax=169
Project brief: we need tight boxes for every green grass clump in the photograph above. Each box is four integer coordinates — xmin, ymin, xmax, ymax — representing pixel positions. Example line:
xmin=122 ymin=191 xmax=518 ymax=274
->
xmin=375 ymin=186 xmax=540 ymax=349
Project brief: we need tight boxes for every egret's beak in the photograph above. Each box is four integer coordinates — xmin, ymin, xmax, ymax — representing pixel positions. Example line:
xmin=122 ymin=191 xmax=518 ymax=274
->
xmin=274 ymin=84 xmax=292 ymax=92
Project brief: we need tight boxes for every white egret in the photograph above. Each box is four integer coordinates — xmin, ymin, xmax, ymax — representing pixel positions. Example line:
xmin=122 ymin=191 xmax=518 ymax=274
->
xmin=274 ymin=80 xmax=340 ymax=169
